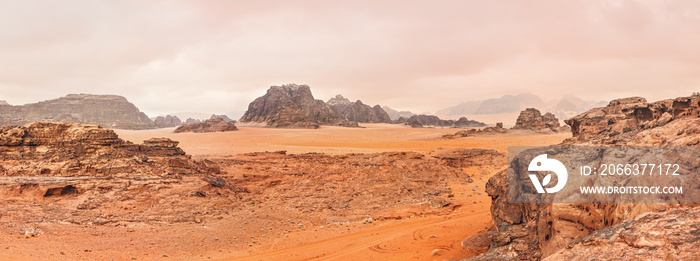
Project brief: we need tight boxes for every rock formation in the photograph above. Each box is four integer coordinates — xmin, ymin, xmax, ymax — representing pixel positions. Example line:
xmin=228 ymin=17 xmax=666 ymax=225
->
xmin=185 ymin=118 xmax=202 ymax=124
xmin=511 ymin=108 xmax=561 ymax=132
xmin=0 ymin=122 xmax=217 ymax=177
xmin=154 ymin=115 xmax=182 ymax=128
xmin=469 ymin=94 xmax=700 ymax=260
xmin=0 ymin=100 xmax=9 ymax=106
xmin=174 ymin=118 xmax=238 ymax=133
xmin=398 ymin=115 xmax=486 ymax=128
xmin=0 ymin=94 xmax=155 ymax=129
xmin=239 ymin=84 xmax=355 ymax=128
xmin=326 ymin=95 xmax=392 ymax=123
xmin=544 ymin=206 xmax=700 ymax=260
xmin=565 ymin=95 xmax=700 ymax=145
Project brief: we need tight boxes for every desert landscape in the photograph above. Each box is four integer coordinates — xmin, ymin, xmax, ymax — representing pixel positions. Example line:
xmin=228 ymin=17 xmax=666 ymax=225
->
xmin=2 ymin=1 xmax=700 ymax=260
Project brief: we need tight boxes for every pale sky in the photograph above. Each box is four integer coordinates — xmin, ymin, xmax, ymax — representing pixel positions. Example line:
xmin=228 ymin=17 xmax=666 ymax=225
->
xmin=1 ymin=0 xmax=699 ymax=117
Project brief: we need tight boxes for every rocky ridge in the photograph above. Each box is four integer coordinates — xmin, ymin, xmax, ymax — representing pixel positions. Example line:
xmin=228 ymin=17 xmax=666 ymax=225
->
xmin=174 ymin=118 xmax=238 ymax=133
xmin=397 ymin=115 xmax=486 ymax=128
xmin=0 ymin=94 xmax=155 ymax=130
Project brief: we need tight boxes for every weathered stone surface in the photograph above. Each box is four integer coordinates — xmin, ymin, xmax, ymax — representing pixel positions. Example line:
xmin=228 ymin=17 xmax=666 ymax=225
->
xmin=565 ymin=94 xmax=700 ymax=145
xmin=470 ymin=94 xmax=700 ymax=261
xmin=154 ymin=115 xmax=182 ymax=128
xmin=0 ymin=94 xmax=156 ymax=130
xmin=512 ymin=108 xmax=561 ymax=131
xmin=174 ymin=118 xmax=238 ymax=133
xmin=239 ymin=84 xmax=355 ymax=128
xmin=546 ymin=207 xmax=700 ymax=261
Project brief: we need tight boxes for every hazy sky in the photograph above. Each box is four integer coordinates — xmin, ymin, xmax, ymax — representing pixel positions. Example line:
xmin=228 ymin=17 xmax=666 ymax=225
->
xmin=1 ymin=0 xmax=699 ymax=117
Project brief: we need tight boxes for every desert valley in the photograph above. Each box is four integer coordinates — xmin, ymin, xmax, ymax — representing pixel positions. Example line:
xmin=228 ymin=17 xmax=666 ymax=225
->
xmin=1 ymin=83 xmax=699 ymax=261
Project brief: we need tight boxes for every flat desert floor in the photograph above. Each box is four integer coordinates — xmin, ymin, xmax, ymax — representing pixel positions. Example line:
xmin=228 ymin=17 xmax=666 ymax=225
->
xmin=2 ymin=124 xmax=569 ymax=261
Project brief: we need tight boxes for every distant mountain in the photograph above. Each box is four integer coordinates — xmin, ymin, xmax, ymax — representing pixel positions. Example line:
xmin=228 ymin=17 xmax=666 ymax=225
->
xmin=382 ymin=106 xmax=415 ymax=121
xmin=474 ymin=93 xmax=544 ymax=114
xmin=437 ymin=93 xmax=607 ymax=121
xmin=0 ymin=100 xmax=9 ymax=106
xmin=154 ymin=115 xmax=182 ymax=128
xmin=0 ymin=94 xmax=155 ymax=129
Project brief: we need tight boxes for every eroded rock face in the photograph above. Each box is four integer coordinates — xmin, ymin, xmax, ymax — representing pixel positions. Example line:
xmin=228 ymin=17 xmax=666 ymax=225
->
xmin=239 ymin=84 xmax=352 ymax=128
xmin=210 ymin=114 xmax=235 ymax=123
xmin=154 ymin=115 xmax=182 ymax=128
xmin=545 ymin=207 xmax=700 ymax=261
xmin=471 ymin=94 xmax=700 ymax=260
xmin=0 ymin=94 xmax=156 ymax=130
xmin=174 ymin=118 xmax=238 ymax=133
xmin=326 ymin=95 xmax=392 ymax=123
xmin=565 ymin=94 xmax=700 ymax=145
xmin=0 ymin=122 xmax=223 ymax=225
xmin=512 ymin=108 xmax=561 ymax=131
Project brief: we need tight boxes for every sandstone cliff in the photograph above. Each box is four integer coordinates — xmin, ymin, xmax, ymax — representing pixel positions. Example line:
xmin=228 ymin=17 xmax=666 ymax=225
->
xmin=326 ymin=95 xmax=392 ymax=123
xmin=239 ymin=84 xmax=355 ymax=128
xmin=468 ymin=94 xmax=700 ymax=260
xmin=0 ymin=94 xmax=155 ymax=130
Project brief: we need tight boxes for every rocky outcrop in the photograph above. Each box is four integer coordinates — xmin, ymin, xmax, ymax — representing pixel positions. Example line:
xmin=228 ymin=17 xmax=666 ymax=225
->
xmin=545 ymin=207 xmax=700 ymax=260
xmin=441 ymin=124 xmax=506 ymax=139
xmin=0 ymin=122 xmax=216 ymax=177
xmin=210 ymin=114 xmax=234 ymax=123
xmin=512 ymin=108 xmax=561 ymax=132
xmin=0 ymin=94 xmax=155 ymax=129
xmin=398 ymin=115 xmax=486 ymax=128
xmin=154 ymin=115 xmax=182 ymax=128
xmin=174 ymin=118 xmax=238 ymax=133
xmin=565 ymin=94 xmax=700 ymax=145
xmin=470 ymin=94 xmax=700 ymax=260
xmin=239 ymin=84 xmax=354 ymax=128
xmin=327 ymin=95 xmax=392 ymax=123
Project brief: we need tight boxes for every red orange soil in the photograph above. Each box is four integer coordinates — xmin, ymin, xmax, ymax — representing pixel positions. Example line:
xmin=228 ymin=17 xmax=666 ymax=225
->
xmin=1 ymin=124 xmax=568 ymax=260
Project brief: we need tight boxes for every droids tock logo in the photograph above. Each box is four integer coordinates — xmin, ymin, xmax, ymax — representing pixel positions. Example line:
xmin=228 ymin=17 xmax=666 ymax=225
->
xmin=528 ymin=154 xmax=568 ymax=193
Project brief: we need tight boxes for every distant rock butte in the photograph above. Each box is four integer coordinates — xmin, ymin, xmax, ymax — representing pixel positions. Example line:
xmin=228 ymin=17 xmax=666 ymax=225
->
xmin=511 ymin=108 xmax=561 ymax=132
xmin=154 ymin=115 xmax=182 ymax=128
xmin=174 ymin=118 xmax=238 ymax=133
xmin=0 ymin=94 xmax=155 ymax=130
xmin=327 ymin=95 xmax=392 ymax=123
xmin=239 ymin=84 xmax=356 ymax=128
xmin=0 ymin=100 xmax=9 ymax=106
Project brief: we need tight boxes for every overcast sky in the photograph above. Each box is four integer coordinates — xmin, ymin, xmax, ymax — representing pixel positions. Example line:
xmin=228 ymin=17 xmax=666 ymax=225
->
xmin=1 ymin=0 xmax=699 ymax=117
